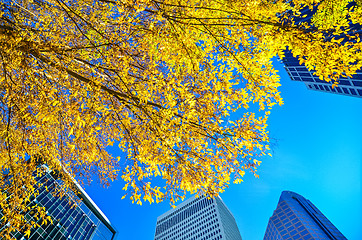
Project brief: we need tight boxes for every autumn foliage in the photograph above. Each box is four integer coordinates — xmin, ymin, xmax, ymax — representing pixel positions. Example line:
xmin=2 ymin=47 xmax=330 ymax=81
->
xmin=0 ymin=0 xmax=361 ymax=236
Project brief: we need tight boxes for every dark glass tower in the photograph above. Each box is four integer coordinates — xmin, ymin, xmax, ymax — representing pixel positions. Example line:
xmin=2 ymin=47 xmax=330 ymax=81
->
xmin=281 ymin=4 xmax=362 ymax=98
xmin=282 ymin=51 xmax=362 ymax=98
xmin=264 ymin=191 xmax=347 ymax=240
xmin=0 ymin=167 xmax=117 ymax=240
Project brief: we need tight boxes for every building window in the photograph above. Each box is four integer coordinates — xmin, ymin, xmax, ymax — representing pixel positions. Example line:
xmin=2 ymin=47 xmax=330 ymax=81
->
xmin=352 ymin=81 xmax=362 ymax=87
xmin=350 ymin=88 xmax=357 ymax=95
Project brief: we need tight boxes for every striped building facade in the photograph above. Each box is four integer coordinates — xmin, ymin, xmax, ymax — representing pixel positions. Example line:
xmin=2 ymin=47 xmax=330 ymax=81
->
xmin=264 ymin=191 xmax=346 ymax=240
xmin=154 ymin=196 xmax=242 ymax=240
xmin=0 ymin=166 xmax=117 ymax=240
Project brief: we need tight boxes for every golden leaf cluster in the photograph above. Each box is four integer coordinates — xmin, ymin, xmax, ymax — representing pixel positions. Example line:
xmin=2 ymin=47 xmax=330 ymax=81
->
xmin=0 ymin=0 xmax=361 ymax=237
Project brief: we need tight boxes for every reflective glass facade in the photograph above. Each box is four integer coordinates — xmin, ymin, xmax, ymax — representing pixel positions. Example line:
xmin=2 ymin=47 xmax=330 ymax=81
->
xmin=0 ymin=170 xmax=116 ymax=240
xmin=154 ymin=196 xmax=242 ymax=240
xmin=282 ymin=4 xmax=362 ymax=98
xmin=264 ymin=191 xmax=347 ymax=240
xmin=283 ymin=51 xmax=362 ymax=98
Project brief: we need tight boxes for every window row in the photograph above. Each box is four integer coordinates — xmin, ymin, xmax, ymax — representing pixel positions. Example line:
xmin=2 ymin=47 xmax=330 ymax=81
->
xmin=157 ymin=197 xmax=208 ymax=225
xmin=155 ymin=197 xmax=214 ymax=236
xmin=307 ymin=83 xmax=362 ymax=96
xmin=157 ymin=205 xmax=217 ymax=240
xmin=164 ymin=221 xmax=220 ymax=240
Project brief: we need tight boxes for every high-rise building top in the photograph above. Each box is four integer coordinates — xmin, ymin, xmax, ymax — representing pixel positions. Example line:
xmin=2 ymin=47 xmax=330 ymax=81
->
xmin=281 ymin=4 xmax=362 ymax=98
xmin=264 ymin=191 xmax=347 ymax=240
xmin=282 ymin=51 xmax=362 ymax=98
xmin=154 ymin=195 xmax=242 ymax=240
xmin=0 ymin=168 xmax=117 ymax=240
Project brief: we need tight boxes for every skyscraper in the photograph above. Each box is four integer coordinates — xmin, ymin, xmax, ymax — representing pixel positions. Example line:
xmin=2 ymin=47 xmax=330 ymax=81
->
xmin=0 ymin=166 xmax=117 ymax=240
xmin=281 ymin=4 xmax=362 ymax=98
xmin=264 ymin=191 xmax=347 ymax=240
xmin=154 ymin=195 xmax=242 ymax=240
xmin=282 ymin=51 xmax=362 ymax=98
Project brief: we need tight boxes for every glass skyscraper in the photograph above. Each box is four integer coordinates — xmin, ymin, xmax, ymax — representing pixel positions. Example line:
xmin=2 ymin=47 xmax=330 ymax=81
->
xmin=0 ymin=167 xmax=117 ymax=240
xmin=264 ymin=191 xmax=347 ymax=240
xmin=281 ymin=4 xmax=362 ymax=98
xmin=154 ymin=195 xmax=242 ymax=240
xmin=282 ymin=51 xmax=362 ymax=98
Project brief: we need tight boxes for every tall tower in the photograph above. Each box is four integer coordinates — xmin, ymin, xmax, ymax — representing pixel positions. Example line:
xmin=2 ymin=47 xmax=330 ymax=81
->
xmin=264 ymin=191 xmax=347 ymax=240
xmin=154 ymin=195 xmax=242 ymax=240
xmin=281 ymin=4 xmax=362 ymax=98
xmin=282 ymin=51 xmax=362 ymax=98
xmin=0 ymin=167 xmax=117 ymax=240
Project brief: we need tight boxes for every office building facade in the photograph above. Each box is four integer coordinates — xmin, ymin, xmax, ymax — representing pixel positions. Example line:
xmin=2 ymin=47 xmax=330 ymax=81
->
xmin=282 ymin=51 xmax=362 ymax=98
xmin=281 ymin=4 xmax=362 ymax=98
xmin=154 ymin=195 xmax=242 ymax=240
xmin=264 ymin=191 xmax=347 ymax=240
xmin=0 ymin=168 xmax=117 ymax=240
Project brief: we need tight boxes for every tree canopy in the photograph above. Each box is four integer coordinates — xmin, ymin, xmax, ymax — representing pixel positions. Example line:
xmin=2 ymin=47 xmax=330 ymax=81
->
xmin=0 ymin=0 xmax=361 ymax=236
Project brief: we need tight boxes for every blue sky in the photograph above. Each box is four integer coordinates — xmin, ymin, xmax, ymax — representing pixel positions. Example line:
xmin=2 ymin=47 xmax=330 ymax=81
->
xmin=84 ymin=59 xmax=361 ymax=240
